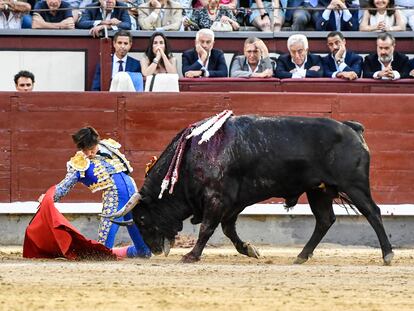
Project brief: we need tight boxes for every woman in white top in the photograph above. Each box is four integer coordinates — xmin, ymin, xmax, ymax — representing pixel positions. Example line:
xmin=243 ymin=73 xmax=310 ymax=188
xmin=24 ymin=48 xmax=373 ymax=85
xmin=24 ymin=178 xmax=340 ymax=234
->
xmin=140 ymin=32 xmax=177 ymax=77
xmin=360 ymin=0 xmax=406 ymax=31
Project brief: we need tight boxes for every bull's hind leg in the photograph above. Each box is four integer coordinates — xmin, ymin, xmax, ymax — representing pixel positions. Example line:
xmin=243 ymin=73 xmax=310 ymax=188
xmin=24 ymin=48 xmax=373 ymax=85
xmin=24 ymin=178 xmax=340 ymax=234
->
xmin=295 ymin=188 xmax=336 ymax=264
xmin=345 ymin=187 xmax=394 ymax=265
xmin=221 ymin=215 xmax=260 ymax=258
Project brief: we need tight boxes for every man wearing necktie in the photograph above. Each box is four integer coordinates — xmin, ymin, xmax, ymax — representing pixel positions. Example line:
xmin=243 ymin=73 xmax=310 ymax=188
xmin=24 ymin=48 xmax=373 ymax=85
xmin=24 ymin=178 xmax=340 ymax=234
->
xmin=77 ymin=0 xmax=132 ymax=37
xmin=316 ymin=0 xmax=359 ymax=31
xmin=285 ymin=0 xmax=330 ymax=30
xmin=91 ymin=30 xmax=142 ymax=91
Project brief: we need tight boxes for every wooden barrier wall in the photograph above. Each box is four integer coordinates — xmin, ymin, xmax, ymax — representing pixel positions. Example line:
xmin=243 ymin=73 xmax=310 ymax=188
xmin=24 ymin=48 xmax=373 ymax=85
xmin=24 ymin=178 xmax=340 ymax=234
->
xmin=179 ymin=78 xmax=414 ymax=93
xmin=1 ymin=92 xmax=413 ymax=204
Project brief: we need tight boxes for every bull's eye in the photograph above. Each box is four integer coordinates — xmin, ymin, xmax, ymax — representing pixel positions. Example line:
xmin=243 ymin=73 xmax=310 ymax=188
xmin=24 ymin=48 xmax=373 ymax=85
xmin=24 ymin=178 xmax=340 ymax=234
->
xmin=139 ymin=215 xmax=145 ymax=226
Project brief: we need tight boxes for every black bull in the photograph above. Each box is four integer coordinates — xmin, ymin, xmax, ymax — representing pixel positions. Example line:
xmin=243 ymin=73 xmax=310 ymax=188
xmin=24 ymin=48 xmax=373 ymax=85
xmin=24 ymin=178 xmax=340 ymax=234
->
xmin=132 ymin=115 xmax=394 ymax=264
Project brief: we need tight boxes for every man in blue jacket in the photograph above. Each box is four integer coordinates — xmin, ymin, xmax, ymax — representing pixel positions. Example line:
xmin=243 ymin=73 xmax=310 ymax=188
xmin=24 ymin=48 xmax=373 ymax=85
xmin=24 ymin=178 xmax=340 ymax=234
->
xmin=322 ymin=31 xmax=362 ymax=80
xmin=182 ymin=29 xmax=228 ymax=78
xmin=275 ymin=34 xmax=323 ymax=79
xmin=315 ymin=0 xmax=359 ymax=31
xmin=77 ymin=0 xmax=131 ymax=37
xmin=91 ymin=30 xmax=141 ymax=91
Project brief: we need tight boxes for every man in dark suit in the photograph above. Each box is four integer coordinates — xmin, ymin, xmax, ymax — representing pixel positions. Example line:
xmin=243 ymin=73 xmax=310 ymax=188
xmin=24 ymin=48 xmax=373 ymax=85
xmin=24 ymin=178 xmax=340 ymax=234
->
xmin=182 ymin=29 xmax=228 ymax=78
xmin=315 ymin=0 xmax=359 ymax=31
xmin=275 ymin=34 xmax=323 ymax=79
xmin=77 ymin=0 xmax=131 ymax=37
xmin=322 ymin=31 xmax=362 ymax=80
xmin=363 ymin=32 xmax=409 ymax=80
xmin=91 ymin=30 xmax=141 ymax=91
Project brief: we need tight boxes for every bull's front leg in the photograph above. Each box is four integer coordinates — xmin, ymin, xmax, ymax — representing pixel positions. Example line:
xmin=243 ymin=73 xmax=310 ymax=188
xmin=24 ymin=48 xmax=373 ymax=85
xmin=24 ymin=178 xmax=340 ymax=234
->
xmin=181 ymin=195 xmax=222 ymax=263
xmin=181 ymin=221 xmax=220 ymax=263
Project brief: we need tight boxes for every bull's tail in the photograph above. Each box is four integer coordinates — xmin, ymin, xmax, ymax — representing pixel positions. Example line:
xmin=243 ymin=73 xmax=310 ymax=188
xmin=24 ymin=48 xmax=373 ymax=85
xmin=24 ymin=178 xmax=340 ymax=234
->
xmin=342 ymin=120 xmax=369 ymax=152
xmin=335 ymin=192 xmax=360 ymax=216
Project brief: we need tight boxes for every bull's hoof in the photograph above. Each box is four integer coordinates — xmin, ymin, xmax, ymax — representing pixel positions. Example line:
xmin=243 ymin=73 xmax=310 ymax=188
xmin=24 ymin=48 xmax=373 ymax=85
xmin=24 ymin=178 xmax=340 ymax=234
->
xmin=383 ymin=252 xmax=394 ymax=266
xmin=180 ymin=253 xmax=200 ymax=263
xmin=293 ymin=256 xmax=308 ymax=264
xmin=244 ymin=242 xmax=260 ymax=258
xmin=293 ymin=253 xmax=312 ymax=265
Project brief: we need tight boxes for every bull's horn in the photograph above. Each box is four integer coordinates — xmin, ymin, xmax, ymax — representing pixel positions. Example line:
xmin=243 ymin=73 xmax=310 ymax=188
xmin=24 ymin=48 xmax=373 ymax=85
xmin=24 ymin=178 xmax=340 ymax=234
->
xmin=100 ymin=192 xmax=141 ymax=219
xmin=162 ymin=238 xmax=171 ymax=257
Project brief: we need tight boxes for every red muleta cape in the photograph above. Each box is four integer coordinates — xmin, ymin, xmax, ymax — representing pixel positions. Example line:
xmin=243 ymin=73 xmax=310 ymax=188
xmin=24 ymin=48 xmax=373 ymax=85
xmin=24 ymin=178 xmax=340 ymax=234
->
xmin=23 ymin=186 xmax=116 ymax=260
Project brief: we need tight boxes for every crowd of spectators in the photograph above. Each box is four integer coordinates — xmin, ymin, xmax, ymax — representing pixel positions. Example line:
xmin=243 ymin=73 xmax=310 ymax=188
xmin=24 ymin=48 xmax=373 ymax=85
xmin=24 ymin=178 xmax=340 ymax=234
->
xmin=12 ymin=29 xmax=414 ymax=91
xmin=2 ymin=0 xmax=414 ymax=31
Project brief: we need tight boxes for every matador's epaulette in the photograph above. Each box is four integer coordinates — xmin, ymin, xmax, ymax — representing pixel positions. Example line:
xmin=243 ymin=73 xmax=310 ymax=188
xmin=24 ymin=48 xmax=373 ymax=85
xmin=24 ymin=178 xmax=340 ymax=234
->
xmin=68 ymin=151 xmax=90 ymax=172
xmin=100 ymin=138 xmax=121 ymax=149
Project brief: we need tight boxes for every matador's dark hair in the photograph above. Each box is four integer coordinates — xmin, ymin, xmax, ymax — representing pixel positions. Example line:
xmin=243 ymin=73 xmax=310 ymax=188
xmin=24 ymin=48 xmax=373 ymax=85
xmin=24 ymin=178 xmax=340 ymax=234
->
xmin=72 ymin=127 xmax=100 ymax=150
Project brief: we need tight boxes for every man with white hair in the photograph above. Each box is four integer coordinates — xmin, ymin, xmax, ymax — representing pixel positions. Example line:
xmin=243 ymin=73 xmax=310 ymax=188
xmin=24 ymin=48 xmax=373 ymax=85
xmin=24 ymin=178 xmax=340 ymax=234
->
xmin=275 ymin=34 xmax=323 ymax=79
xmin=182 ymin=29 xmax=228 ymax=78
xmin=362 ymin=32 xmax=409 ymax=80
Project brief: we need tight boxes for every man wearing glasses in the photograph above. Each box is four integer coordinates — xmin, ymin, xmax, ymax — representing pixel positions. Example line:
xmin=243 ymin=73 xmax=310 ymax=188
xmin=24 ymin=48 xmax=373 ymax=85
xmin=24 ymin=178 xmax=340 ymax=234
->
xmin=230 ymin=37 xmax=274 ymax=78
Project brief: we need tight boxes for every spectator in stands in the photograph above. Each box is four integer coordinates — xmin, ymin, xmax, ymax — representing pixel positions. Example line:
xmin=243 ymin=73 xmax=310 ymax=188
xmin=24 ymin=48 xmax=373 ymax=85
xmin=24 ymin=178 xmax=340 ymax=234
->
xmin=192 ymin=0 xmax=237 ymax=10
xmin=77 ymin=0 xmax=131 ymax=37
xmin=182 ymin=28 xmax=228 ymax=78
xmin=360 ymin=0 xmax=406 ymax=31
xmin=183 ymin=0 xmax=239 ymax=31
xmin=322 ymin=31 xmax=362 ymax=80
xmin=316 ymin=0 xmax=359 ymax=31
xmin=14 ymin=70 xmax=35 ymax=91
xmin=230 ymin=37 xmax=274 ymax=78
xmin=137 ymin=0 xmax=183 ymax=30
xmin=32 ymin=0 xmax=75 ymax=29
xmin=64 ymin=0 xmax=93 ymax=23
xmin=141 ymin=32 xmax=177 ymax=76
xmin=395 ymin=0 xmax=414 ymax=30
xmin=249 ymin=0 xmax=284 ymax=31
xmin=275 ymin=34 xmax=323 ymax=79
xmin=362 ymin=32 xmax=409 ymax=79
xmin=285 ymin=0 xmax=330 ymax=31
xmin=0 ymin=0 xmax=31 ymax=29
xmin=92 ymin=29 xmax=141 ymax=91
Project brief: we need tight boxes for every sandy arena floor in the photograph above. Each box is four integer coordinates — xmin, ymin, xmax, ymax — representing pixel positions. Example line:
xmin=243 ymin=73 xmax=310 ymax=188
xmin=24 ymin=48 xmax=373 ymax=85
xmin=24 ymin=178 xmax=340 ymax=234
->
xmin=0 ymin=244 xmax=413 ymax=311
